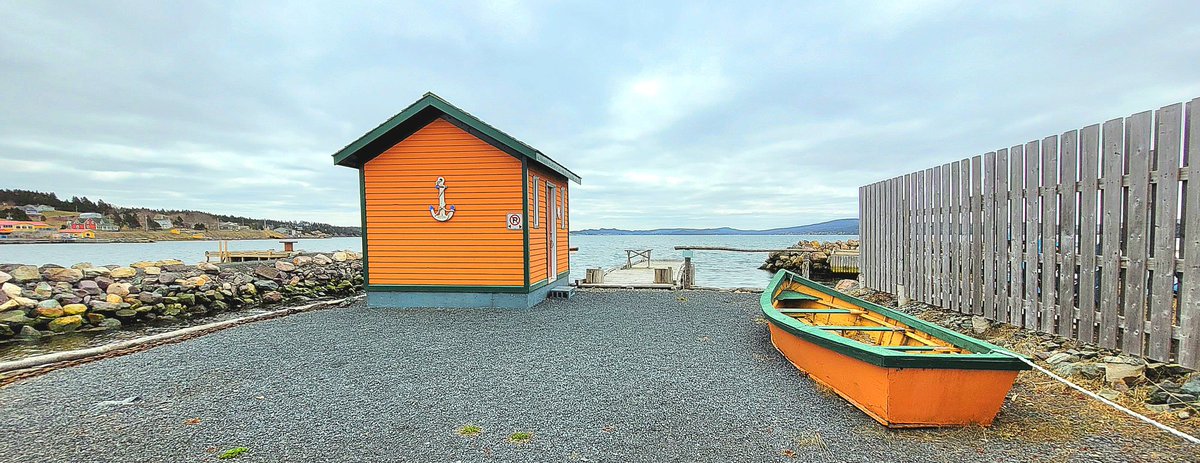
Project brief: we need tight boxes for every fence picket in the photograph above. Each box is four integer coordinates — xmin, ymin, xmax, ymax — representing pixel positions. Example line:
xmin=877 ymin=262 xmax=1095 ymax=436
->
xmin=1058 ymin=130 xmax=1080 ymax=338
xmin=1148 ymin=105 xmax=1181 ymax=361
xmin=1041 ymin=136 xmax=1059 ymax=333
xmin=1124 ymin=111 xmax=1153 ymax=355
xmin=1180 ymin=98 xmax=1200 ymax=367
xmin=1099 ymin=118 xmax=1124 ymax=349
xmin=1010 ymin=144 xmax=1026 ymax=325
xmin=983 ymin=152 xmax=997 ymax=319
xmin=1024 ymin=140 xmax=1041 ymax=330
xmin=995 ymin=149 xmax=1011 ymax=324
xmin=1078 ymin=124 xmax=1101 ymax=343
xmin=971 ymin=156 xmax=983 ymax=315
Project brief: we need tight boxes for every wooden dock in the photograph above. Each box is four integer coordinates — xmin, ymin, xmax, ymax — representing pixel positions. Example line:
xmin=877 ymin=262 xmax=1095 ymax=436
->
xmin=579 ymin=259 xmax=689 ymax=289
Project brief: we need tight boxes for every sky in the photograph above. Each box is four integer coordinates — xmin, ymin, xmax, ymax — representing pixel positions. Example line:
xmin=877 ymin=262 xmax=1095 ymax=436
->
xmin=2 ymin=1 xmax=1199 ymax=230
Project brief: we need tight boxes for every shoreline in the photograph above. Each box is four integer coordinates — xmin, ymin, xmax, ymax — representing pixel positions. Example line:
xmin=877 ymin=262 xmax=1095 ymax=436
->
xmin=0 ymin=236 xmax=360 ymax=245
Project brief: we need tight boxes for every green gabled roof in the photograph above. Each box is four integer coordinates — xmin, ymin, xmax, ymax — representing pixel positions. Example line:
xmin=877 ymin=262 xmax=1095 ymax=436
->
xmin=332 ymin=92 xmax=581 ymax=184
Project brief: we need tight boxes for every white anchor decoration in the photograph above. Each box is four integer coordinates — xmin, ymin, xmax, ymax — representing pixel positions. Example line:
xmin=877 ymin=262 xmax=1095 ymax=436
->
xmin=429 ymin=177 xmax=456 ymax=222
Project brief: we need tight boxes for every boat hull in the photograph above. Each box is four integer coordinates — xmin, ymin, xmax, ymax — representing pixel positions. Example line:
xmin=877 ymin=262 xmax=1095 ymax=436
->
xmin=768 ymin=322 xmax=1019 ymax=427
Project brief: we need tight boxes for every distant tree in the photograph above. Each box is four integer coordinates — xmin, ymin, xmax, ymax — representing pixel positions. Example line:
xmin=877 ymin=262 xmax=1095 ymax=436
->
xmin=2 ymin=208 xmax=30 ymax=221
xmin=148 ymin=217 xmax=162 ymax=230
xmin=194 ymin=223 xmax=206 ymax=230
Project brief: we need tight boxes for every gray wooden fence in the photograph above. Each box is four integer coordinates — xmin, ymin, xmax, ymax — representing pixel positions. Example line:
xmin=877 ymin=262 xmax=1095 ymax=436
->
xmin=859 ymin=97 xmax=1200 ymax=369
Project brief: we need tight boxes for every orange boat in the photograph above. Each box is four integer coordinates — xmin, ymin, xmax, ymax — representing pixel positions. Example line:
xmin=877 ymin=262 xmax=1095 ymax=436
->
xmin=761 ymin=270 xmax=1029 ymax=428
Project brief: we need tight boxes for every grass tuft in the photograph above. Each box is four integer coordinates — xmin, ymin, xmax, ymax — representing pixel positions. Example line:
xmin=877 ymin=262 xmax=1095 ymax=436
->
xmin=455 ymin=424 xmax=482 ymax=437
xmin=217 ymin=447 xmax=248 ymax=460
xmin=508 ymin=431 xmax=533 ymax=444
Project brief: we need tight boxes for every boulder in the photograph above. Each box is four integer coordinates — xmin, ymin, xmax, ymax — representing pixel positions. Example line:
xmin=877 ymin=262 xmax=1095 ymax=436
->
xmin=114 ymin=309 xmax=138 ymax=319
xmin=11 ymin=296 xmax=36 ymax=309
xmin=130 ymin=261 xmax=155 ymax=269
xmin=85 ymin=312 xmax=105 ymax=324
xmin=62 ymin=303 xmax=88 ymax=316
xmin=70 ymin=262 xmax=94 ymax=270
xmin=2 ymin=282 xmax=22 ymax=298
xmin=332 ymin=251 xmax=349 ymax=262
xmin=15 ymin=325 xmax=42 ymax=339
xmin=253 ymin=279 xmax=280 ymax=291
xmin=143 ymin=266 xmax=161 ymax=276
xmin=970 ymin=316 xmax=992 ymax=335
xmin=1046 ymin=353 xmax=1079 ymax=365
xmin=0 ymin=310 xmax=34 ymax=325
xmin=137 ymin=292 xmax=163 ymax=305
xmin=254 ymin=266 xmax=281 ymax=280
xmin=313 ymin=254 xmax=333 ymax=265
xmin=97 ymin=318 xmax=122 ymax=330
xmin=1182 ymin=376 xmax=1200 ymax=396
xmin=47 ymin=315 xmax=83 ymax=333
xmin=197 ymin=262 xmax=221 ymax=274
xmin=36 ymin=299 xmax=61 ymax=309
xmin=275 ymin=261 xmax=296 ymax=272
xmin=262 ymin=291 xmax=283 ymax=303
xmin=93 ymin=276 xmax=113 ymax=291
xmin=0 ymin=270 xmax=10 ymax=285
xmin=293 ymin=256 xmax=313 ymax=267
xmin=10 ymin=265 xmax=41 ymax=283
xmin=43 ymin=267 xmax=83 ymax=283
xmin=31 ymin=281 xmax=51 ymax=298
xmin=35 ymin=307 xmax=64 ymax=318
xmin=106 ymin=294 xmax=124 ymax=304
xmin=157 ymin=272 xmax=180 ymax=285
xmin=110 ymin=267 xmax=137 ymax=278
xmin=179 ymin=275 xmax=209 ymax=289
xmin=77 ymin=280 xmax=102 ymax=296
xmin=106 ymin=283 xmax=132 ymax=297
xmin=1105 ymin=363 xmax=1146 ymax=385
xmin=82 ymin=266 xmax=111 ymax=278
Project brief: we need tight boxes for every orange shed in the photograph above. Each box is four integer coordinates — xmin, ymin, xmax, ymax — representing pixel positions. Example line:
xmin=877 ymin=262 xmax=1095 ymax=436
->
xmin=333 ymin=93 xmax=581 ymax=308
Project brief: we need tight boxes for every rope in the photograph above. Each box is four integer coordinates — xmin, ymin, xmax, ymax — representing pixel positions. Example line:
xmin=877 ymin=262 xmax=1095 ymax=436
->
xmin=993 ymin=349 xmax=1200 ymax=445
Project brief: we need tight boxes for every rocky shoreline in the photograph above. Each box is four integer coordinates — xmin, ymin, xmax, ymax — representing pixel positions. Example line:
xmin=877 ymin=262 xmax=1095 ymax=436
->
xmin=759 ymin=239 xmax=860 ymax=277
xmin=0 ymin=252 xmax=363 ymax=342
xmin=832 ymin=279 xmax=1200 ymax=429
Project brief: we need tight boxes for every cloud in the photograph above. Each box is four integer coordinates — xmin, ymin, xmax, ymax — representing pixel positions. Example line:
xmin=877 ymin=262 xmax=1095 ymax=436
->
xmin=1 ymin=1 xmax=1198 ymax=231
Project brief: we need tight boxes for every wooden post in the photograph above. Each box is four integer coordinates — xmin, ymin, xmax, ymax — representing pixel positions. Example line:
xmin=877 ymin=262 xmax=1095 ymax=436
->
xmin=654 ymin=267 xmax=673 ymax=284
xmin=585 ymin=268 xmax=605 ymax=284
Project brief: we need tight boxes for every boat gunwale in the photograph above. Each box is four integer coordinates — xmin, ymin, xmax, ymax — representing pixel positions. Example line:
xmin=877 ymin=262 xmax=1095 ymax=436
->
xmin=760 ymin=271 xmax=1029 ymax=371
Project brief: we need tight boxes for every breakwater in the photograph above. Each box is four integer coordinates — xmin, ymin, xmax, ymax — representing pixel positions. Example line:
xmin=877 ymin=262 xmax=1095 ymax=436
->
xmin=759 ymin=239 xmax=860 ymax=278
xmin=0 ymin=252 xmax=362 ymax=341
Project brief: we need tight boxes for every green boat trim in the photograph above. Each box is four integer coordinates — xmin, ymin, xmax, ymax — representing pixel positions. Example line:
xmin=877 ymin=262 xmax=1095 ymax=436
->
xmin=760 ymin=270 xmax=1030 ymax=371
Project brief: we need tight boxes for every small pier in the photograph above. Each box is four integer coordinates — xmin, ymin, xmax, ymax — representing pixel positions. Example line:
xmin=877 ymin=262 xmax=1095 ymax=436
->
xmin=204 ymin=241 xmax=293 ymax=263
xmin=580 ymin=249 xmax=694 ymax=289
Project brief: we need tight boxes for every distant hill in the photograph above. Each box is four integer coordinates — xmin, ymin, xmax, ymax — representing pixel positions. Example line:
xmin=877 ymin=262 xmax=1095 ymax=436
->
xmin=573 ymin=218 xmax=859 ymax=236
xmin=0 ymin=189 xmax=360 ymax=236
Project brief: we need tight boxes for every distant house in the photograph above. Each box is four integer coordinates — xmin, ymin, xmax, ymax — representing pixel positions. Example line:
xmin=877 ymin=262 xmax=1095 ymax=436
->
xmin=57 ymin=229 xmax=96 ymax=239
xmin=69 ymin=215 xmax=119 ymax=231
xmin=0 ymin=220 xmax=51 ymax=232
xmin=20 ymin=205 xmax=39 ymax=217
xmin=273 ymin=227 xmax=298 ymax=237
xmin=150 ymin=214 xmax=174 ymax=230
xmin=219 ymin=221 xmax=248 ymax=231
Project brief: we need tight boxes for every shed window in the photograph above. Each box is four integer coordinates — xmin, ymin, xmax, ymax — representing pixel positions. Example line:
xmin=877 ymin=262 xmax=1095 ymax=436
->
xmin=558 ymin=188 xmax=565 ymax=230
xmin=532 ymin=176 xmax=540 ymax=228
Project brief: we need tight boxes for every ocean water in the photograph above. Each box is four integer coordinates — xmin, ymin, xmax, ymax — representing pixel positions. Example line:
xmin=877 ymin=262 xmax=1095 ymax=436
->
xmin=0 ymin=237 xmax=364 ymax=267
xmin=0 ymin=234 xmax=857 ymax=289
xmin=568 ymin=234 xmax=857 ymax=289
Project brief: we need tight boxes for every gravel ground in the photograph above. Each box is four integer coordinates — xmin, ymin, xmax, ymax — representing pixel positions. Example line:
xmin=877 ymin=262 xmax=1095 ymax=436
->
xmin=0 ymin=289 xmax=1192 ymax=462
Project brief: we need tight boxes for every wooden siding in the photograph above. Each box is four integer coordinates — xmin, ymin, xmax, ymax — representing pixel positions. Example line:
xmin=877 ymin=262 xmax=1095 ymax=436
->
xmin=860 ymin=98 xmax=1200 ymax=369
xmin=527 ymin=164 xmax=570 ymax=285
xmin=363 ymin=118 xmax=525 ymax=286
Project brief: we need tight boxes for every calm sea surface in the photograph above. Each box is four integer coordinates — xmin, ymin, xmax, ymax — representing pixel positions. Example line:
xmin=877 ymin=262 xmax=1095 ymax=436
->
xmin=0 ymin=234 xmax=857 ymax=289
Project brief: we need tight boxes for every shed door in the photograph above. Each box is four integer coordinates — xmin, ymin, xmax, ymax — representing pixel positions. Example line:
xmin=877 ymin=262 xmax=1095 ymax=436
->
xmin=546 ymin=183 xmax=557 ymax=279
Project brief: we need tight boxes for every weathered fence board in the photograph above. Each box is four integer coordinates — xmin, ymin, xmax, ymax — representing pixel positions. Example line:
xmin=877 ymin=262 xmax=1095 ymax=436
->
xmin=1123 ymin=111 xmax=1152 ymax=355
xmin=1009 ymin=144 xmax=1025 ymax=325
xmin=1058 ymin=130 xmax=1080 ymax=338
xmin=1078 ymin=124 xmax=1101 ymax=343
xmin=1149 ymin=104 xmax=1181 ymax=361
xmin=1024 ymin=139 xmax=1041 ymax=330
xmin=995 ymin=148 xmax=1010 ymax=324
xmin=858 ymin=97 xmax=1199 ymax=368
xmin=1181 ymin=98 xmax=1200 ymax=367
xmin=1099 ymin=118 xmax=1123 ymax=350
xmin=1041 ymin=136 xmax=1058 ymax=333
